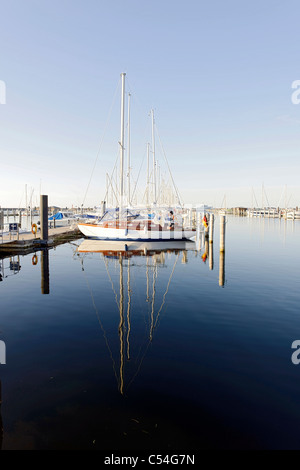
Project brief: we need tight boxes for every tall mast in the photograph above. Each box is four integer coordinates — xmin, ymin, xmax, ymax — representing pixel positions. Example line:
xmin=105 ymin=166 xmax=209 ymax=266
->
xmin=120 ymin=73 xmax=126 ymax=209
xmin=157 ymin=163 xmax=160 ymax=205
xmin=127 ymin=92 xmax=131 ymax=206
xmin=147 ymin=142 xmax=150 ymax=206
xmin=151 ymin=109 xmax=156 ymax=205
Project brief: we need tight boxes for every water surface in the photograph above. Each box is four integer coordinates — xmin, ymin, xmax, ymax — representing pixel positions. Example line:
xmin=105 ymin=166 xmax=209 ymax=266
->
xmin=0 ymin=216 xmax=299 ymax=450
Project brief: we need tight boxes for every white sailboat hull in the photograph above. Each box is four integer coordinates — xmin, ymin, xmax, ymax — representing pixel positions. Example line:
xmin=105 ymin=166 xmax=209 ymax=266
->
xmin=78 ymin=223 xmax=195 ymax=241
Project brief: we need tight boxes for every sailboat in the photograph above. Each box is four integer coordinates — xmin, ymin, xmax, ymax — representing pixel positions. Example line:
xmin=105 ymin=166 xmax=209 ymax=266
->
xmin=78 ymin=73 xmax=196 ymax=242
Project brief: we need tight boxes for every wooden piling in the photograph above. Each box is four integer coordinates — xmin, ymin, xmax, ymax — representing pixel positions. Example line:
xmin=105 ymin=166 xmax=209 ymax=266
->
xmin=196 ymin=212 xmax=201 ymax=251
xmin=209 ymin=213 xmax=214 ymax=242
xmin=204 ymin=213 xmax=209 ymax=239
xmin=220 ymin=215 xmax=226 ymax=252
xmin=40 ymin=195 xmax=48 ymax=241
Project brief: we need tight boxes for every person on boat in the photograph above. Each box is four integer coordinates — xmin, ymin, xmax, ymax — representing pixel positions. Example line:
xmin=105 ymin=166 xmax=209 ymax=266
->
xmin=169 ymin=211 xmax=175 ymax=230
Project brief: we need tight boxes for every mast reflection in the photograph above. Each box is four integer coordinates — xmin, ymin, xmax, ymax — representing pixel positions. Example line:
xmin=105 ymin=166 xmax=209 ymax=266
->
xmin=77 ymin=239 xmax=195 ymax=395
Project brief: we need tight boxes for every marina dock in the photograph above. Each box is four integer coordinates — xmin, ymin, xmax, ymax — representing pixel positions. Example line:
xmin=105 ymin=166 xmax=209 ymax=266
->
xmin=0 ymin=225 xmax=81 ymax=256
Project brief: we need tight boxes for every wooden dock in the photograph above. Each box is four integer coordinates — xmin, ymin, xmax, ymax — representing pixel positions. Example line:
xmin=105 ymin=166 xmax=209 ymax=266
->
xmin=0 ymin=225 xmax=82 ymax=256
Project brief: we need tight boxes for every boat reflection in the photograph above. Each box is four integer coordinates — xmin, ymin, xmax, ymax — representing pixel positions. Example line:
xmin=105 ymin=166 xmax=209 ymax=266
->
xmin=77 ymin=239 xmax=196 ymax=395
xmin=77 ymin=239 xmax=196 ymax=257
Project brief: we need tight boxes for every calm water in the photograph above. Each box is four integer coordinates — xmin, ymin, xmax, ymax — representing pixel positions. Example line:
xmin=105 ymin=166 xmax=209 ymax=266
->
xmin=0 ymin=216 xmax=299 ymax=450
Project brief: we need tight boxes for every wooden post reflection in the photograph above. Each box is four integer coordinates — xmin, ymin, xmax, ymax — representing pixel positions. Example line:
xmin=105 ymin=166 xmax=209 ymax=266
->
xmin=219 ymin=251 xmax=225 ymax=287
xmin=41 ymin=249 xmax=50 ymax=294
xmin=209 ymin=240 xmax=214 ymax=270
xmin=219 ymin=215 xmax=226 ymax=286
xmin=0 ymin=381 xmax=3 ymax=450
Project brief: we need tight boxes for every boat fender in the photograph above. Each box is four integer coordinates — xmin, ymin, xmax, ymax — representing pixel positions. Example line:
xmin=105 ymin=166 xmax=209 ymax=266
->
xmin=125 ymin=228 xmax=128 ymax=236
xmin=32 ymin=254 xmax=38 ymax=265
xmin=31 ymin=223 xmax=38 ymax=235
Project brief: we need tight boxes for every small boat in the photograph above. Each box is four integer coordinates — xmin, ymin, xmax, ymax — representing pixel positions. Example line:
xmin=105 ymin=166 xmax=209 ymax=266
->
xmin=48 ymin=210 xmax=79 ymax=227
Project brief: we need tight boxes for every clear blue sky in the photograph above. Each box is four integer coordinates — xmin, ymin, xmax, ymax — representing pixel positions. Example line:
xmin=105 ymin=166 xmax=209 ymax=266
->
xmin=1 ymin=0 xmax=300 ymax=208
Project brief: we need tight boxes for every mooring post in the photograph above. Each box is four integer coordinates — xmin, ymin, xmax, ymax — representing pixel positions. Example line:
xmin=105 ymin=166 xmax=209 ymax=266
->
xmin=220 ymin=215 xmax=226 ymax=252
xmin=204 ymin=213 xmax=209 ymax=239
xmin=209 ymin=213 xmax=214 ymax=242
xmin=196 ymin=211 xmax=201 ymax=251
xmin=40 ymin=195 xmax=48 ymax=242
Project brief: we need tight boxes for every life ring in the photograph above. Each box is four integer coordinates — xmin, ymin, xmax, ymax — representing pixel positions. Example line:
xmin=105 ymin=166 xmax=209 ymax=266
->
xmin=32 ymin=254 xmax=38 ymax=265
xmin=31 ymin=223 xmax=37 ymax=235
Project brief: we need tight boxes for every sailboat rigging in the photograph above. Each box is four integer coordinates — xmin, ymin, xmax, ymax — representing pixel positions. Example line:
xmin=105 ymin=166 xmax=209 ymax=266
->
xmin=77 ymin=73 xmax=196 ymax=241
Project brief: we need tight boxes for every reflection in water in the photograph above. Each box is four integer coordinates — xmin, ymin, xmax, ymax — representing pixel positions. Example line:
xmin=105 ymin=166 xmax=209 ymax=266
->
xmin=0 ymin=381 xmax=2 ymax=450
xmin=209 ymin=241 xmax=214 ymax=271
xmin=40 ymin=249 xmax=50 ymax=295
xmin=77 ymin=240 xmax=196 ymax=395
xmin=0 ymin=256 xmax=21 ymax=281
xmin=219 ymin=251 xmax=225 ymax=287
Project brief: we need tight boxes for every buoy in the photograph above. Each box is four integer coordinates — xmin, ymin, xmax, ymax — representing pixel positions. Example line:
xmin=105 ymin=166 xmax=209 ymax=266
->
xmin=31 ymin=223 xmax=37 ymax=235
xmin=32 ymin=254 xmax=38 ymax=265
